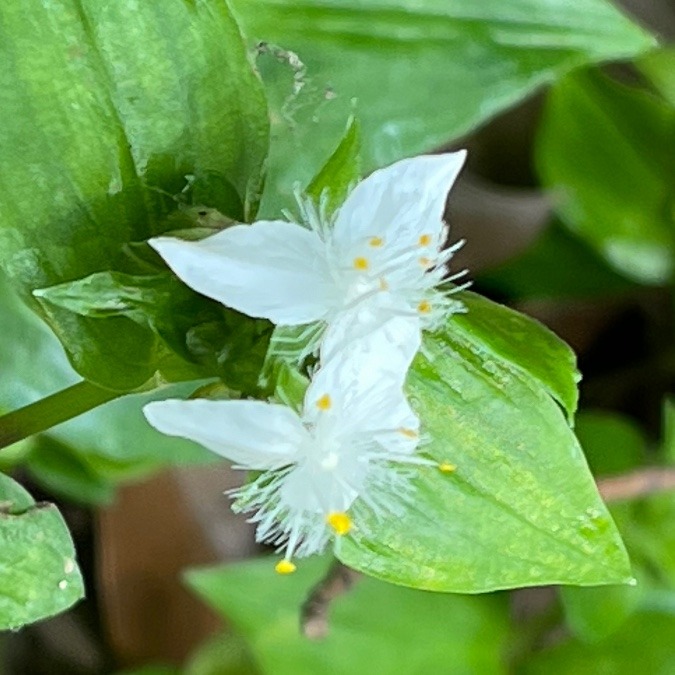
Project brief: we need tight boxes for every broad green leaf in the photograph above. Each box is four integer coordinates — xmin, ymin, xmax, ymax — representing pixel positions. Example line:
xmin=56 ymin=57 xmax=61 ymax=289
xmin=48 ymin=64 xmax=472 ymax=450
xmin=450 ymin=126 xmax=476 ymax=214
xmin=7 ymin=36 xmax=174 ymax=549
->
xmin=478 ymin=223 xmax=635 ymax=300
xmin=337 ymin=294 xmax=629 ymax=591
xmin=186 ymin=557 xmax=510 ymax=675
xmin=0 ymin=0 xmax=269 ymax=390
xmin=451 ymin=291 xmax=580 ymax=419
xmin=0 ymin=274 xmax=214 ymax=501
xmin=229 ymin=0 xmax=656 ymax=214
xmin=537 ymin=69 xmax=675 ymax=285
xmin=34 ymin=270 xmax=271 ymax=391
xmin=0 ymin=473 xmax=84 ymax=630
xmin=524 ymin=611 xmax=675 ymax=674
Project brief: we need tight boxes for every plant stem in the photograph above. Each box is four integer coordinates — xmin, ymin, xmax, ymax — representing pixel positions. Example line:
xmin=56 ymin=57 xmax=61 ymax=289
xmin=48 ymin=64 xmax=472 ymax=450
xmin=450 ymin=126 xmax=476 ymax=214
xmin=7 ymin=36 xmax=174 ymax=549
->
xmin=0 ymin=381 xmax=121 ymax=450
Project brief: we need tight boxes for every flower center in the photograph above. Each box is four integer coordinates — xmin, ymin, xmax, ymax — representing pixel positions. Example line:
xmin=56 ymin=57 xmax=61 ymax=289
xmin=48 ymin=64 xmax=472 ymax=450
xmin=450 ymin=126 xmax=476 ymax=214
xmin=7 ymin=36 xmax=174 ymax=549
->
xmin=321 ymin=451 xmax=339 ymax=470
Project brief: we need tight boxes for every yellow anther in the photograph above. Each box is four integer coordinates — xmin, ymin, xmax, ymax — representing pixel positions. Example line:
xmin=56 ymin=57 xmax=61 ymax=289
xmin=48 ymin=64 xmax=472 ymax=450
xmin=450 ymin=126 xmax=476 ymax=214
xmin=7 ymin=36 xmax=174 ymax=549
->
xmin=316 ymin=394 xmax=332 ymax=411
xmin=353 ymin=256 xmax=369 ymax=271
xmin=417 ymin=300 xmax=432 ymax=314
xmin=378 ymin=277 xmax=389 ymax=291
xmin=419 ymin=256 xmax=431 ymax=268
xmin=275 ymin=559 xmax=297 ymax=575
xmin=326 ymin=512 xmax=352 ymax=536
xmin=419 ymin=234 xmax=432 ymax=247
xmin=369 ymin=236 xmax=384 ymax=247
xmin=398 ymin=427 xmax=418 ymax=439
xmin=438 ymin=462 xmax=457 ymax=474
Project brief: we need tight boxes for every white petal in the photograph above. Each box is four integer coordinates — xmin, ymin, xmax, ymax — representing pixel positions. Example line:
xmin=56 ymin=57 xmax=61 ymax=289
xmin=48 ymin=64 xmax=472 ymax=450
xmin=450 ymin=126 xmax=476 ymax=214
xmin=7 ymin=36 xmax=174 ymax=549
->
xmin=279 ymin=461 xmax=360 ymax=514
xmin=305 ymin=326 xmax=420 ymax=439
xmin=332 ymin=151 xmax=467 ymax=252
xmin=320 ymin=300 xmax=421 ymax=374
xmin=150 ymin=221 xmax=338 ymax=325
xmin=143 ymin=399 xmax=308 ymax=470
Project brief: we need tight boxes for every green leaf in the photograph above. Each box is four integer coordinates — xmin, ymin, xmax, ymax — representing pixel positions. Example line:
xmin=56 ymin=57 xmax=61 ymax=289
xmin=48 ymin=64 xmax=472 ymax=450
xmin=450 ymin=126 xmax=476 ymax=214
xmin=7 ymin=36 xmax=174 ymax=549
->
xmin=524 ymin=611 xmax=675 ymax=674
xmin=229 ymin=0 xmax=656 ymax=214
xmin=306 ymin=116 xmax=361 ymax=215
xmin=452 ymin=291 xmax=580 ymax=419
xmin=537 ymin=69 xmax=675 ymax=285
xmin=478 ymin=223 xmax=636 ymax=301
xmin=337 ymin=294 xmax=630 ymax=592
xmin=0 ymin=0 xmax=269 ymax=390
xmin=34 ymin=270 xmax=272 ymax=391
xmin=186 ymin=557 xmax=510 ymax=675
xmin=0 ymin=274 xmax=214 ymax=498
xmin=0 ymin=473 xmax=84 ymax=630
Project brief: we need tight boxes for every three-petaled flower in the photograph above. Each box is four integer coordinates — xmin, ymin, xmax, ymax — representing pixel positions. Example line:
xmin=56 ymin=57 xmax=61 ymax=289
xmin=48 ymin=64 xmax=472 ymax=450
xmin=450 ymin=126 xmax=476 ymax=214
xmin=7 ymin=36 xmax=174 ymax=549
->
xmin=144 ymin=345 xmax=427 ymax=571
xmin=150 ymin=151 xmax=467 ymax=364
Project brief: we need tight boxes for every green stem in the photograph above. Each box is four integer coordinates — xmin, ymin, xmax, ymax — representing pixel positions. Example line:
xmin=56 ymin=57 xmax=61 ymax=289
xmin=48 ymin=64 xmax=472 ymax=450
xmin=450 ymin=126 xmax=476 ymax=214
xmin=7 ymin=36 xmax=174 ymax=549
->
xmin=0 ymin=381 xmax=122 ymax=450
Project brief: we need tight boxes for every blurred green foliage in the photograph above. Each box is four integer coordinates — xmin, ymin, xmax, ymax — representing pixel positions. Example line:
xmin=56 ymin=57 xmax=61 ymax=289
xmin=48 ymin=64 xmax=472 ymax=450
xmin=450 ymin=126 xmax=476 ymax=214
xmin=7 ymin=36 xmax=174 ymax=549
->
xmin=1 ymin=0 xmax=674 ymax=665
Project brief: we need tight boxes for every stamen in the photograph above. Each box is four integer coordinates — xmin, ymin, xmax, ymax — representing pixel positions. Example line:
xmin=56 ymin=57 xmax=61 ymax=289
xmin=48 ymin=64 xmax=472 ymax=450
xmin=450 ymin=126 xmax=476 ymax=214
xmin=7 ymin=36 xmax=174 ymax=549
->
xmin=326 ymin=512 xmax=352 ymax=536
xmin=419 ymin=234 xmax=431 ymax=247
xmin=398 ymin=427 xmax=418 ymax=439
xmin=379 ymin=277 xmax=389 ymax=291
xmin=353 ymin=256 xmax=369 ymax=271
xmin=316 ymin=394 xmax=332 ymax=411
xmin=438 ymin=463 xmax=457 ymax=473
xmin=417 ymin=300 xmax=432 ymax=314
xmin=275 ymin=559 xmax=297 ymax=575
xmin=419 ymin=256 xmax=431 ymax=268
xmin=369 ymin=236 xmax=384 ymax=247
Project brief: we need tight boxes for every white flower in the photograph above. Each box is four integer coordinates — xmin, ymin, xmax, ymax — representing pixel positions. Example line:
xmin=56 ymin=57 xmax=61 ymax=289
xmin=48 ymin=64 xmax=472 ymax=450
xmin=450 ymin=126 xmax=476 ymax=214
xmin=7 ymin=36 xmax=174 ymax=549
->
xmin=143 ymin=344 xmax=432 ymax=572
xmin=149 ymin=152 xmax=468 ymax=362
